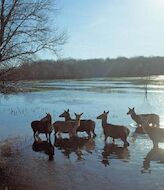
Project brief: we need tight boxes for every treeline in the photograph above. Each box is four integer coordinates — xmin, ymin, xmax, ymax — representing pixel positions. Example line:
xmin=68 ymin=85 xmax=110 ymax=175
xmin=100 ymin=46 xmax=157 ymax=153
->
xmin=7 ymin=56 xmax=164 ymax=80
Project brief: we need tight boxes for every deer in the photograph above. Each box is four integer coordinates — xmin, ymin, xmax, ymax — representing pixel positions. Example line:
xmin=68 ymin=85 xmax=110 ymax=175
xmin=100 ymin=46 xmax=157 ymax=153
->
xmin=140 ymin=119 xmax=164 ymax=148
xmin=59 ymin=109 xmax=96 ymax=138
xmin=97 ymin=111 xmax=130 ymax=146
xmin=53 ymin=113 xmax=83 ymax=138
xmin=31 ymin=113 xmax=53 ymax=142
xmin=53 ymin=120 xmax=67 ymax=137
xmin=127 ymin=107 xmax=159 ymax=133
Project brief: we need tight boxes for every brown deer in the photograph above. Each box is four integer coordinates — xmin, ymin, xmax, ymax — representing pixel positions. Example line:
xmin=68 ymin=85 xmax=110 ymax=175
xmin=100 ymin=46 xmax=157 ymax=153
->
xmin=127 ymin=107 xmax=159 ymax=133
xmin=53 ymin=113 xmax=83 ymax=138
xmin=97 ymin=111 xmax=130 ymax=146
xmin=59 ymin=109 xmax=96 ymax=137
xmin=141 ymin=120 xmax=164 ymax=148
xmin=53 ymin=121 xmax=67 ymax=137
xmin=31 ymin=113 xmax=53 ymax=141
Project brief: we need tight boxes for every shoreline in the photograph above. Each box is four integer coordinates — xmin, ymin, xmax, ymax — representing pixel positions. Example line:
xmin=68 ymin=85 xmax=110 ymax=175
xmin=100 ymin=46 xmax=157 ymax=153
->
xmin=0 ymin=75 xmax=162 ymax=94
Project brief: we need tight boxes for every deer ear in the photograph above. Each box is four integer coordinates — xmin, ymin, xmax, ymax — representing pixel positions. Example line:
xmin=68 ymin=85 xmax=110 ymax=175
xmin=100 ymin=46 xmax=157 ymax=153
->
xmin=107 ymin=111 xmax=109 ymax=114
xmin=80 ymin=113 xmax=83 ymax=116
xmin=133 ymin=107 xmax=134 ymax=110
xmin=67 ymin=109 xmax=69 ymax=112
xmin=74 ymin=112 xmax=77 ymax=116
xmin=104 ymin=111 xmax=105 ymax=113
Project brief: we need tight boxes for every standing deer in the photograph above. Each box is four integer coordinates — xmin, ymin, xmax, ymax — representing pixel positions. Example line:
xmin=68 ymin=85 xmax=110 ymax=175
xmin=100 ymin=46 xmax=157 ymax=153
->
xmin=31 ymin=113 xmax=52 ymax=141
xmin=127 ymin=107 xmax=159 ymax=133
xmin=59 ymin=109 xmax=96 ymax=137
xmin=97 ymin=111 xmax=130 ymax=146
xmin=53 ymin=120 xmax=67 ymax=137
xmin=140 ymin=121 xmax=164 ymax=148
xmin=53 ymin=113 xmax=83 ymax=138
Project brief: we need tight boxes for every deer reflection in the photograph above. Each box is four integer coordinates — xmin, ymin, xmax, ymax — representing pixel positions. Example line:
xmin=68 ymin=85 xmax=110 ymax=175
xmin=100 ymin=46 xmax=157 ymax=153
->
xmin=32 ymin=138 xmax=54 ymax=161
xmin=54 ymin=137 xmax=95 ymax=160
xmin=101 ymin=143 xmax=130 ymax=166
xmin=142 ymin=147 xmax=164 ymax=174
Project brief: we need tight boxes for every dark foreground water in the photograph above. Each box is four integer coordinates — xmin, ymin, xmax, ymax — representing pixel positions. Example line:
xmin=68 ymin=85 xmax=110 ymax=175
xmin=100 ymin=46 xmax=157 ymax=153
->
xmin=1 ymin=77 xmax=164 ymax=190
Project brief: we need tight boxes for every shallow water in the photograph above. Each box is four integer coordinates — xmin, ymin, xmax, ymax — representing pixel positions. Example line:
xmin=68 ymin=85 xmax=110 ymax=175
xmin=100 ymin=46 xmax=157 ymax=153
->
xmin=1 ymin=76 xmax=164 ymax=190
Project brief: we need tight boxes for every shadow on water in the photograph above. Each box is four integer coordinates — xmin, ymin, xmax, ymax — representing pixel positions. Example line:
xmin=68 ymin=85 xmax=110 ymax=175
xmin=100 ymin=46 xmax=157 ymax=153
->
xmin=54 ymin=136 xmax=95 ymax=160
xmin=32 ymin=139 xmax=54 ymax=161
xmin=141 ymin=147 xmax=164 ymax=174
xmin=101 ymin=143 xmax=130 ymax=167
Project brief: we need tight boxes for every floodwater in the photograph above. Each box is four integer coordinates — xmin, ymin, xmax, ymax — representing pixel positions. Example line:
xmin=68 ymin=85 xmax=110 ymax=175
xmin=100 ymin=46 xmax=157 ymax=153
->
xmin=1 ymin=76 xmax=164 ymax=190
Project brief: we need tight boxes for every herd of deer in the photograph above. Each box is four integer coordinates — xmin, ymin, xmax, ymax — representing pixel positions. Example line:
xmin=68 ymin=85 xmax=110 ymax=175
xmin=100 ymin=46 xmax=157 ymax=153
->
xmin=31 ymin=107 xmax=164 ymax=148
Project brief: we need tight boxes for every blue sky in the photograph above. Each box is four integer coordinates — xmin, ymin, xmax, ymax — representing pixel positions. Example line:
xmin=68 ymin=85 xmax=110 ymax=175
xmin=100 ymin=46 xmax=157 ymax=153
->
xmin=41 ymin=0 xmax=164 ymax=59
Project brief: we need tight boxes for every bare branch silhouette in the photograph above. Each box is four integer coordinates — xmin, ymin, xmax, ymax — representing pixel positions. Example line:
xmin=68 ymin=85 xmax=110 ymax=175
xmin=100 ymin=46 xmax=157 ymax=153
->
xmin=0 ymin=0 xmax=66 ymax=66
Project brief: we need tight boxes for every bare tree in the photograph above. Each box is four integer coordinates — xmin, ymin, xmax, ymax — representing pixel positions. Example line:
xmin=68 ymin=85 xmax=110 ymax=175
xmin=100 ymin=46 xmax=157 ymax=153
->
xmin=0 ymin=0 xmax=66 ymax=68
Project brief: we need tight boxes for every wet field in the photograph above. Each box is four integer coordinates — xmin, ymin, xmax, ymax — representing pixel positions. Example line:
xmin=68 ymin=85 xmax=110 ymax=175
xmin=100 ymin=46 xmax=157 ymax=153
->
xmin=1 ymin=77 xmax=164 ymax=190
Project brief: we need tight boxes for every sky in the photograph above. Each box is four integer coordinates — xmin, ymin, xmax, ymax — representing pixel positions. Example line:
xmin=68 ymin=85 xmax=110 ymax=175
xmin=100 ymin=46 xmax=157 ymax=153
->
xmin=40 ymin=0 xmax=164 ymax=60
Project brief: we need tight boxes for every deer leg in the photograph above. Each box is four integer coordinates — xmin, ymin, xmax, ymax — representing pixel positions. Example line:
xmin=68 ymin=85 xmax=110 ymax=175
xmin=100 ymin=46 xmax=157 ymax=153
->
xmin=73 ymin=130 xmax=77 ymax=137
xmin=153 ymin=140 xmax=158 ymax=148
xmin=121 ymin=133 xmax=129 ymax=147
xmin=86 ymin=131 xmax=91 ymax=138
xmin=48 ymin=133 xmax=51 ymax=142
xmin=92 ymin=130 xmax=96 ymax=138
xmin=33 ymin=131 xmax=36 ymax=140
xmin=104 ymin=135 xmax=108 ymax=143
xmin=124 ymin=141 xmax=130 ymax=147
xmin=69 ymin=132 xmax=72 ymax=138
xmin=45 ymin=133 xmax=48 ymax=141
xmin=54 ymin=131 xmax=58 ymax=138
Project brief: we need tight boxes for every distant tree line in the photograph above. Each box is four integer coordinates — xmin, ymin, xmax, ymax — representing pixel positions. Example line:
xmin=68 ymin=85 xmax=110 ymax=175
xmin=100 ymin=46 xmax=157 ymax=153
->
xmin=6 ymin=56 xmax=164 ymax=80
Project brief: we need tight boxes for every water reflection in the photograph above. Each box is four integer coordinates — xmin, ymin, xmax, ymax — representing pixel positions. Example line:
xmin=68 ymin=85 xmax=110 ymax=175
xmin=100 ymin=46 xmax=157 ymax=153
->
xmin=0 ymin=169 xmax=8 ymax=190
xmin=101 ymin=143 xmax=130 ymax=167
xmin=54 ymin=137 xmax=95 ymax=160
xmin=141 ymin=148 xmax=164 ymax=174
xmin=32 ymin=139 xmax=54 ymax=161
